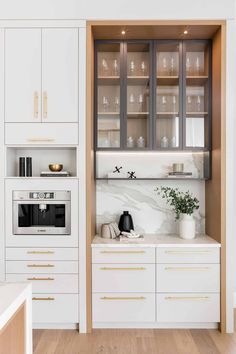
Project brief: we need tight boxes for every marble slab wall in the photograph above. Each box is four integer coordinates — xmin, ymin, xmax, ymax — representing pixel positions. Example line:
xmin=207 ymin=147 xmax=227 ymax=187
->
xmin=96 ymin=180 xmax=205 ymax=235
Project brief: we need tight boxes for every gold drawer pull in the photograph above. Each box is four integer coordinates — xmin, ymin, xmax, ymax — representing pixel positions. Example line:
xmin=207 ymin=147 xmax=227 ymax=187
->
xmin=27 ymin=264 xmax=54 ymax=268
xmin=101 ymin=296 xmax=146 ymax=301
xmin=164 ymin=266 xmax=210 ymax=271
xmin=165 ymin=250 xmax=212 ymax=254
xmin=165 ymin=296 xmax=209 ymax=301
xmin=32 ymin=297 xmax=55 ymax=301
xmin=27 ymin=251 xmax=54 ymax=255
xmin=27 ymin=277 xmax=54 ymax=281
xmin=27 ymin=138 xmax=55 ymax=142
xmin=100 ymin=267 xmax=146 ymax=271
xmin=100 ymin=250 xmax=145 ymax=254
xmin=43 ymin=91 xmax=47 ymax=118
xmin=34 ymin=91 xmax=39 ymax=118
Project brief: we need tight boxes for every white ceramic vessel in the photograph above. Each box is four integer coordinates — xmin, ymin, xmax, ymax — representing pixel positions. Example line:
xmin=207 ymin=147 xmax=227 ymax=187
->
xmin=179 ymin=214 xmax=196 ymax=239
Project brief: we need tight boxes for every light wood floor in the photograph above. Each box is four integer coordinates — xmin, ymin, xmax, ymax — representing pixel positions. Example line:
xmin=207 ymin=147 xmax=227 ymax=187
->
xmin=33 ymin=315 xmax=236 ymax=354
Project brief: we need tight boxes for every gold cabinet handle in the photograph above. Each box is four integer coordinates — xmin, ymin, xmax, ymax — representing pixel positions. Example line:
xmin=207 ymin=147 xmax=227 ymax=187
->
xmin=43 ymin=91 xmax=47 ymax=118
xmin=100 ymin=250 xmax=145 ymax=254
xmin=164 ymin=250 xmax=211 ymax=254
xmin=101 ymin=296 xmax=146 ymax=301
xmin=32 ymin=297 xmax=55 ymax=301
xmin=165 ymin=296 xmax=209 ymax=301
xmin=100 ymin=267 xmax=146 ymax=271
xmin=34 ymin=91 xmax=39 ymax=118
xmin=27 ymin=277 xmax=54 ymax=281
xmin=164 ymin=266 xmax=210 ymax=271
xmin=27 ymin=264 xmax=54 ymax=268
xmin=27 ymin=251 xmax=54 ymax=255
xmin=27 ymin=138 xmax=55 ymax=143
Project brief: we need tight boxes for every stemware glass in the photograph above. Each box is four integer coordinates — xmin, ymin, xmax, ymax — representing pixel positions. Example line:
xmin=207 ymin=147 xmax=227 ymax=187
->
xmin=112 ymin=59 xmax=119 ymax=76
xmin=195 ymin=57 xmax=201 ymax=75
xmin=140 ymin=61 xmax=146 ymax=76
xmin=187 ymin=95 xmax=192 ymax=112
xmin=196 ymin=95 xmax=202 ymax=112
xmin=129 ymin=93 xmax=135 ymax=112
xmin=186 ymin=57 xmax=191 ymax=76
xmin=170 ymin=57 xmax=175 ymax=76
xmin=114 ymin=96 xmax=120 ymax=112
xmin=101 ymin=58 xmax=109 ymax=76
xmin=162 ymin=57 xmax=168 ymax=76
xmin=130 ymin=61 xmax=135 ymax=76
xmin=161 ymin=95 xmax=167 ymax=112
xmin=102 ymin=96 xmax=109 ymax=112
xmin=172 ymin=95 xmax=177 ymax=113
xmin=138 ymin=94 xmax=144 ymax=112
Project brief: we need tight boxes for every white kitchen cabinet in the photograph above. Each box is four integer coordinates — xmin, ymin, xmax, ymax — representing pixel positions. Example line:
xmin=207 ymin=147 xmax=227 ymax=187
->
xmin=5 ymin=28 xmax=78 ymax=123
xmin=42 ymin=29 xmax=78 ymax=123
xmin=5 ymin=29 xmax=41 ymax=123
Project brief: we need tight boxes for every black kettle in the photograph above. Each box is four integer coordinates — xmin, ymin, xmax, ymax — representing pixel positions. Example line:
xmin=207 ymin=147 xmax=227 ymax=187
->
xmin=118 ymin=211 xmax=134 ymax=232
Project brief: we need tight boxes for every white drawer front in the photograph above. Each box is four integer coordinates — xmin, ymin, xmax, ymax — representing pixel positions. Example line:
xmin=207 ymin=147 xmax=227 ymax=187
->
xmin=6 ymin=261 xmax=78 ymax=274
xmin=156 ymin=247 xmax=220 ymax=264
xmin=6 ymin=274 xmax=79 ymax=294
xmin=156 ymin=293 xmax=220 ymax=323
xmin=5 ymin=123 xmax=78 ymax=145
xmin=92 ymin=248 xmax=155 ymax=264
xmin=93 ymin=264 xmax=155 ymax=293
xmin=93 ymin=293 xmax=155 ymax=323
xmin=33 ymin=294 xmax=79 ymax=323
xmin=157 ymin=264 xmax=220 ymax=293
xmin=6 ymin=248 xmax=78 ymax=261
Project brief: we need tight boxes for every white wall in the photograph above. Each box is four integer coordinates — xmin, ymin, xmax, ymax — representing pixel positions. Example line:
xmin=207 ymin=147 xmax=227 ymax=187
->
xmin=0 ymin=0 xmax=234 ymax=20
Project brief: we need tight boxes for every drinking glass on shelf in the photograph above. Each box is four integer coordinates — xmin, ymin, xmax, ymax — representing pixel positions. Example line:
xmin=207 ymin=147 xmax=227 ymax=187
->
xmin=102 ymin=96 xmax=109 ymax=112
xmin=127 ymin=136 xmax=134 ymax=148
xmin=112 ymin=59 xmax=119 ymax=76
xmin=162 ymin=57 xmax=168 ymax=76
xmin=101 ymin=58 xmax=109 ymax=76
xmin=138 ymin=94 xmax=144 ymax=112
xmin=137 ymin=136 xmax=145 ymax=148
xmin=187 ymin=95 xmax=192 ymax=112
xmin=171 ymin=136 xmax=177 ymax=148
xmin=161 ymin=136 xmax=169 ymax=148
xmin=195 ymin=57 xmax=201 ymax=76
xmin=161 ymin=95 xmax=167 ymax=112
xmin=130 ymin=61 xmax=135 ymax=76
xmin=170 ymin=57 xmax=175 ymax=76
xmin=140 ymin=61 xmax=147 ymax=76
xmin=172 ymin=95 xmax=177 ymax=113
xmin=129 ymin=93 xmax=135 ymax=112
xmin=196 ymin=95 xmax=202 ymax=112
xmin=114 ymin=96 xmax=120 ymax=112
xmin=186 ymin=57 xmax=191 ymax=75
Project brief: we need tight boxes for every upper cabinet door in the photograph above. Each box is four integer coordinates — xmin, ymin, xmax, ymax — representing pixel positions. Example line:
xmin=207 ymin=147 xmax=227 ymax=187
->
xmin=5 ymin=29 xmax=41 ymax=123
xmin=42 ymin=29 xmax=78 ymax=123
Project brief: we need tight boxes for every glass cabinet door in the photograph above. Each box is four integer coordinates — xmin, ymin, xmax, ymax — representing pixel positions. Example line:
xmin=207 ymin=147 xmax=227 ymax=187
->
xmin=125 ymin=42 xmax=151 ymax=149
xmin=155 ymin=41 xmax=181 ymax=149
xmin=96 ymin=42 xmax=121 ymax=149
xmin=184 ymin=40 xmax=210 ymax=149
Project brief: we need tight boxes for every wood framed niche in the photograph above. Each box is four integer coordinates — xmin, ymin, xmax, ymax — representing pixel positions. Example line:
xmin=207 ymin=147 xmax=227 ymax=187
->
xmin=86 ymin=20 xmax=226 ymax=333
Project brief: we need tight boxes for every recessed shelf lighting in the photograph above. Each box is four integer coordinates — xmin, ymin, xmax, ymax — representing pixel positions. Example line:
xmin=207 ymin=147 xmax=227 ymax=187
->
xmin=183 ymin=30 xmax=188 ymax=35
xmin=121 ymin=30 xmax=126 ymax=35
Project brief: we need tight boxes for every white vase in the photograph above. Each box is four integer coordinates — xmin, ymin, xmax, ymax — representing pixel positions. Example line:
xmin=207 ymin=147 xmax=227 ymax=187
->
xmin=179 ymin=214 xmax=195 ymax=239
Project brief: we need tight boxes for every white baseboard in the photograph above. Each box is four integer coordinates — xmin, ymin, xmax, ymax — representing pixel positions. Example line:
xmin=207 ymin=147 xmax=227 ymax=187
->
xmin=93 ymin=322 xmax=218 ymax=329
xmin=33 ymin=323 xmax=78 ymax=330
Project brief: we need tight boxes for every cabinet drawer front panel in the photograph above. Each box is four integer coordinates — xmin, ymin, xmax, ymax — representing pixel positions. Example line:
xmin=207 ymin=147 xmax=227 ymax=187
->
xmin=157 ymin=264 xmax=220 ymax=292
xmin=6 ymin=261 xmax=78 ymax=274
xmin=32 ymin=294 xmax=79 ymax=323
xmin=93 ymin=263 xmax=155 ymax=292
xmin=5 ymin=123 xmax=78 ymax=145
xmin=156 ymin=247 xmax=220 ymax=264
xmin=92 ymin=248 xmax=155 ymax=264
xmin=156 ymin=293 xmax=220 ymax=323
xmin=93 ymin=293 xmax=155 ymax=323
xmin=6 ymin=274 xmax=79 ymax=294
xmin=6 ymin=248 xmax=78 ymax=261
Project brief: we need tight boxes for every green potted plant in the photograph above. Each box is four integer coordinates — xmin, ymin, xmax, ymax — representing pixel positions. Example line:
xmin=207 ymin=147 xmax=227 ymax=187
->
xmin=156 ymin=186 xmax=200 ymax=239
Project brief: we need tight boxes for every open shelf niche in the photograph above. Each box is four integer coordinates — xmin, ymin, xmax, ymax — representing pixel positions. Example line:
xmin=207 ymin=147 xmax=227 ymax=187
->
xmin=5 ymin=146 xmax=78 ymax=178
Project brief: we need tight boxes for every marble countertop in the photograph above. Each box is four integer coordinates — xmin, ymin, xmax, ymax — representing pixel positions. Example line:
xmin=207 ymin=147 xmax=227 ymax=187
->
xmin=92 ymin=234 xmax=221 ymax=248
xmin=0 ymin=282 xmax=32 ymax=330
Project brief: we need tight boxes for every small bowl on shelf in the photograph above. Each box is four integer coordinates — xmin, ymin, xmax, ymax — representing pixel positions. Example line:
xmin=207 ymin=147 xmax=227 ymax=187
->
xmin=49 ymin=164 xmax=63 ymax=172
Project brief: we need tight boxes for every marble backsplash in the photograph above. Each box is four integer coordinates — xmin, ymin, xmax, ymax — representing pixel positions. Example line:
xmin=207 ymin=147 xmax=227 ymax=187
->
xmin=96 ymin=179 xmax=205 ymax=235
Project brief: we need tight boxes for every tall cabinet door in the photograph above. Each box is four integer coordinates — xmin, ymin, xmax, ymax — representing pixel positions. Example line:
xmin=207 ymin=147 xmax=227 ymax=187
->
xmin=42 ymin=29 xmax=78 ymax=123
xmin=5 ymin=29 xmax=41 ymax=123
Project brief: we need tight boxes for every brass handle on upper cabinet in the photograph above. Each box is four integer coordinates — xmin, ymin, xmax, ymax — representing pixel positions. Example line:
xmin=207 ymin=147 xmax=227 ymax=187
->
xmin=165 ymin=296 xmax=209 ymax=301
xmin=32 ymin=297 xmax=55 ymax=301
xmin=101 ymin=296 xmax=146 ymax=301
xmin=27 ymin=251 xmax=54 ymax=255
xmin=100 ymin=250 xmax=145 ymax=254
xmin=34 ymin=91 xmax=39 ymax=118
xmin=43 ymin=91 xmax=47 ymax=118
xmin=27 ymin=277 xmax=54 ymax=281
xmin=27 ymin=264 xmax=54 ymax=268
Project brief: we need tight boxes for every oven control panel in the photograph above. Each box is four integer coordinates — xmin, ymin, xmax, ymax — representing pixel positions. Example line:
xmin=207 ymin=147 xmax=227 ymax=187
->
xmin=29 ymin=192 xmax=54 ymax=199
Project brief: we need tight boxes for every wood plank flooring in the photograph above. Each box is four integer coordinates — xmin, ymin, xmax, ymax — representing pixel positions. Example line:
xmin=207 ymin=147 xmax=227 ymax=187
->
xmin=33 ymin=314 xmax=236 ymax=354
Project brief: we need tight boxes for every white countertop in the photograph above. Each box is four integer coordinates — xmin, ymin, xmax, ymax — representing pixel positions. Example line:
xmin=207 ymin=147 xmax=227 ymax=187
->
xmin=0 ymin=282 xmax=32 ymax=330
xmin=92 ymin=234 xmax=221 ymax=248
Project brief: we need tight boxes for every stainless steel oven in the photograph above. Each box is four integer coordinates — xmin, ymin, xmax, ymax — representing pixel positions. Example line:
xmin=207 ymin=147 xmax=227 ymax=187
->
xmin=13 ymin=191 xmax=71 ymax=235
